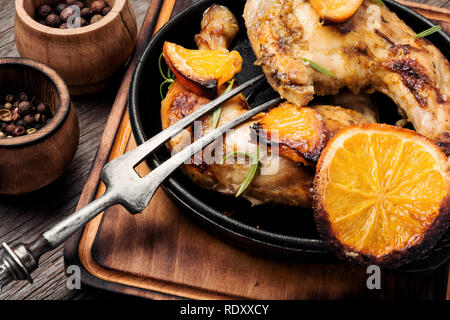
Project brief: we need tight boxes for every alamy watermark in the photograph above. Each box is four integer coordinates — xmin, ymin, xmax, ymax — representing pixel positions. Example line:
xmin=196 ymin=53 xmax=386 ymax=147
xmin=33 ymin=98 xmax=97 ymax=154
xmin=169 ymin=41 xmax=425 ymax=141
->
xmin=66 ymin=265 xmax=81 ymax=290
xmin=366 ymin=265 xmax=381 ymax=290
xmin=65 ymin=6 xmax=82 ymax=29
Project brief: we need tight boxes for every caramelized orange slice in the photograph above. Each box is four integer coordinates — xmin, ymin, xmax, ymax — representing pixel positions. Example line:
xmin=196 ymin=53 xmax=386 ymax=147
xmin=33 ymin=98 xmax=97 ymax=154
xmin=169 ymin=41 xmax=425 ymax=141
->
xmin=314 ymin=124 xmax=450 ymax=267
xmin=310 ymin=0 xmax=363 ymax=24
xmin=253 ymin=102 xmax=327 ymax=165
xmin=163 ymin=41 xmax=242 ymax=98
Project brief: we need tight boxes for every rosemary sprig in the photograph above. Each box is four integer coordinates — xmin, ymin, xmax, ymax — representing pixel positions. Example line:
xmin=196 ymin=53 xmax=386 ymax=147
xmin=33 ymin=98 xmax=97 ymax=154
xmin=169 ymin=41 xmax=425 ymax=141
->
xmin=159 ymin=52 xmax=175 ymax=99
xmin=303 ymin=58 xmax=334 ymax=77
xmin=414 ymin=25 xmax=442 ymax=38
xmin=222 ymin=145 xmax=260 ymax=197
xmin=371 ymin=0 xmax=385 ymax=7
xmin=211 ymin=79 xmax=235 ymax=129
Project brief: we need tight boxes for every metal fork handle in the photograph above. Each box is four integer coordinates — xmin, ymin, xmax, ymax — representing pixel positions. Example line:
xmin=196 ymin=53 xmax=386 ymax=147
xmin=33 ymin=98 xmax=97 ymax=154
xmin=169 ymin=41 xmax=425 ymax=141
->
xmin=43 ymin=191 xmax=117 ymax=248
xmin=0 ymin=193 xmax=117 ymax=291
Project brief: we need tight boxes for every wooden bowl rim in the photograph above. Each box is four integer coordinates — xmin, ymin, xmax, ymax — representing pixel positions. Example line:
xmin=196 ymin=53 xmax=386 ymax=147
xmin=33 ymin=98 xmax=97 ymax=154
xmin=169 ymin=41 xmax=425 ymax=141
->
xmin=15 ymin=0 xmax=127 ymax=36
xmin=0 ymin=57 xmax=71 ymax=147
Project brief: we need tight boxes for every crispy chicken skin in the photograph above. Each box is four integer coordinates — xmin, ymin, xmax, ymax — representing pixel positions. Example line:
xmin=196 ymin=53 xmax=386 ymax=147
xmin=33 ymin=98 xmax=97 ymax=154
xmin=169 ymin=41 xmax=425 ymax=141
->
xmin=244 ymin=0 xmax=450 ymax=151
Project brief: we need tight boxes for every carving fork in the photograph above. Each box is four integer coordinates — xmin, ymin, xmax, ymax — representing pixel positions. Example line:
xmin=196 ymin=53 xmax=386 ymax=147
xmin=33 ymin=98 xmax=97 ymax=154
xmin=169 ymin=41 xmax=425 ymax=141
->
xmin=0 ymin=74 xmax=281 ymax=290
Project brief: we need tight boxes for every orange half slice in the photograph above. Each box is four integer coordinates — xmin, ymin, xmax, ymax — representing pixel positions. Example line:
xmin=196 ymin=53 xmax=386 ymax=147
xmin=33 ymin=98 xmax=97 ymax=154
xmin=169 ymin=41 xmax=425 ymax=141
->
xmin=163 ymin=41 xmax=242 ymax=98
xmin=314 ymin=124 xmax=450 ymax=267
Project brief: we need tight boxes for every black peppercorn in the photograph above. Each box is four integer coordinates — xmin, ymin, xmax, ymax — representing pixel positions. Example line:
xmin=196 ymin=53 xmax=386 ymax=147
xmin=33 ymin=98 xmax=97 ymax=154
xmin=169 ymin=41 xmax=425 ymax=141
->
xmin=73 ymin=1 xmax=85 ymax=9
xmin=91 ymin=0 xmax=106 ymax=14
xmin=0 ymin=92 xmax=53 ymax=137
xmin=34 ymin=0 xmax=108 ymax=28
xmin=71 ymin=17 xmax=88 ymax=28
xmin=5 ymin=123 xmax=15 ymax=135
xmin=60 ymin=7 xmax=76 ymax=22
xmin=90 ymin=14 xmax=103 ymax=24
xmin=55 ymin=3 xmax=68 ymax=15
xmin=46 ymin=14 xmax=61 ymax=28
xmin=36 ymin=103 xmax=49 ymax=114
xmin=23 ymin=115 xmax=35 ymax=126
xmin=18 ymin=92 xmax=28 ymax=102
xmin=101 ymin=6 xmax=111 ymax=16
xmin=37 ymin=4 xmax=53 ymax=19
xmin=80 ymin=7 xmax=92 ymax=19
xmin=18 ymin=101 xmax=32 ymax=115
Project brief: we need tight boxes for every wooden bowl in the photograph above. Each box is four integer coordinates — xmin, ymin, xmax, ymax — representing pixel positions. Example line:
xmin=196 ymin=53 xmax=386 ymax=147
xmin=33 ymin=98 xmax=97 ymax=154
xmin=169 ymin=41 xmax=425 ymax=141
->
xmin=0 ymin=57 xmax=79 ymax=195
xmin=14 ymin=0 xmax=137 ymax=95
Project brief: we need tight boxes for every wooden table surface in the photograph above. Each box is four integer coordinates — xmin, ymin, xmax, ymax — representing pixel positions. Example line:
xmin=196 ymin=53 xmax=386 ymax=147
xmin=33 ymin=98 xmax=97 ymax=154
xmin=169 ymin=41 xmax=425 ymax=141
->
xmin=0 ymin=0 xmax=449 ymax=300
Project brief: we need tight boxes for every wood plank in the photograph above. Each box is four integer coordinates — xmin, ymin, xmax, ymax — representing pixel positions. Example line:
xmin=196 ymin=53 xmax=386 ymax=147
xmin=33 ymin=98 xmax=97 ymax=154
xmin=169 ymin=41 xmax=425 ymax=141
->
xmin=397 ymin=0 xmax=450 ymax=33
xmin=408 ymin=0 xmax=450 ymax=9
xmin=398 ymin=0 xmax=450 ymax=34
xmin=398 ymin=0 xmax=450 ymax=11
xmin=0 ymin=1 xmax=14 ymax=39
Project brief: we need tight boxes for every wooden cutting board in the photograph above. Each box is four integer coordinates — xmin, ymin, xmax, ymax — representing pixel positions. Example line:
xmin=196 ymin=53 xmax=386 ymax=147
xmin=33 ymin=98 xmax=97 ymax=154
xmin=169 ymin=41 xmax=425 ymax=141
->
xmin=64 ymin=0 xmax=450 ymax=300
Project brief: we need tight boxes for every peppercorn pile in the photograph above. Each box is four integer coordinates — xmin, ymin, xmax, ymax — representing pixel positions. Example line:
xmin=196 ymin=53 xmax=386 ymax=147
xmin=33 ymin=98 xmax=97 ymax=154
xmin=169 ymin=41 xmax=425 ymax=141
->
xmin=35 ymin=0 xmax=111 ymax=29
xmin=0 ymin=93 xmax=53 ymax=139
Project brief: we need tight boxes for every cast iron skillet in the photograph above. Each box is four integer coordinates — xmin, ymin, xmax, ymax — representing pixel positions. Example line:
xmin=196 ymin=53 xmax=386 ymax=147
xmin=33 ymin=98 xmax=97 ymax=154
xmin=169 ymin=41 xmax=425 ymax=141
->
xmin=129 ymin=0 xmax=450 ymax=272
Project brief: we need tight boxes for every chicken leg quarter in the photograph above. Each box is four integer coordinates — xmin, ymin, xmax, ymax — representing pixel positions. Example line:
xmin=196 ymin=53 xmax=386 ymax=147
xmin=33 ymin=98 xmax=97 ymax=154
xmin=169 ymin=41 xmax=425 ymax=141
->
xmin=244 ymin=0 xmax=450 ymax=152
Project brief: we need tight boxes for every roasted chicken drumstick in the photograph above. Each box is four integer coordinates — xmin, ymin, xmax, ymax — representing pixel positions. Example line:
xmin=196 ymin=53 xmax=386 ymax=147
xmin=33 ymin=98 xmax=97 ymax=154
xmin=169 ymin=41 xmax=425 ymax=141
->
xmin=244 ymin=0 xmax=450 ymax=152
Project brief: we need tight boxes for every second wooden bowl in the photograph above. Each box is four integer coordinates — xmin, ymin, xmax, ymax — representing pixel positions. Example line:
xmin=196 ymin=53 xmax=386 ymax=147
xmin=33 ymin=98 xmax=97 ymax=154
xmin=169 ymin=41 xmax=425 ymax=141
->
xmin=0 ymin=57 xmax=79 ymax=195
xmin=14 ymin=0 xmax=137 ymax=95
